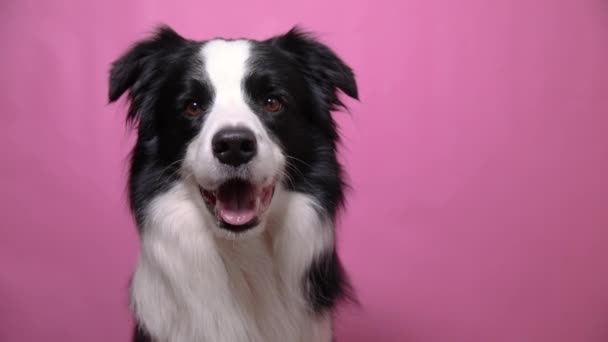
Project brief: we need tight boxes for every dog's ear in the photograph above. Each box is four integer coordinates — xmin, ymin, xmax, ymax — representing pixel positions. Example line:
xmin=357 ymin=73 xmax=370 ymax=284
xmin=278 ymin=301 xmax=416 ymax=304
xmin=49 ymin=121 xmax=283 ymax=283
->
xmin=108 ymin=25 xmax=186 ymax=124
xmin=267 ymin=28 xmax=358 ymax=111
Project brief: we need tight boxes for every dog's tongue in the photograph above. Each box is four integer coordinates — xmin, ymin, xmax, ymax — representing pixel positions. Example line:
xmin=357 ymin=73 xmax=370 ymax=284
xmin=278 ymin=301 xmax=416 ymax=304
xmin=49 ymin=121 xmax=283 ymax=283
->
xmin=216 ymin=181 xmax=257 ymax=225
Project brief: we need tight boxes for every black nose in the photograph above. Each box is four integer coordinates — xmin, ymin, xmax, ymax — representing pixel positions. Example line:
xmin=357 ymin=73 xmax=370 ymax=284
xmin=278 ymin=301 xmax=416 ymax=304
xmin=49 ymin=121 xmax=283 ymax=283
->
xmin=212 ymin=127 xmax=257 ymax=166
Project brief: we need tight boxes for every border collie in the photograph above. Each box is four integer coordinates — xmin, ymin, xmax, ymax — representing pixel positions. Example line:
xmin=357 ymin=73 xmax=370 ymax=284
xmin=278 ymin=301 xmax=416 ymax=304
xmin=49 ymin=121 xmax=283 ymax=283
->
xmin=108 ymin=25 xmax=358 ymax=342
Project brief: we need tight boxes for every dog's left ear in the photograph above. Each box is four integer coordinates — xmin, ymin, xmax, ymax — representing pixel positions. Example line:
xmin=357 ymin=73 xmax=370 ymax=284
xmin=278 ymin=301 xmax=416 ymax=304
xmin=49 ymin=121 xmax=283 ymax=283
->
xmin=267 ymin=28 xmax=358 ymax=110
xmin=108 ymin=25 xmax=186 ymax=124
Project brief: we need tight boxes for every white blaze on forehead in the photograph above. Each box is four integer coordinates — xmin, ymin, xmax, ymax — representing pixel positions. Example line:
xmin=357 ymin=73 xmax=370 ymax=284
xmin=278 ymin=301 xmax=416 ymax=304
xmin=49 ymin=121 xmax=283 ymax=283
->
xmin=201 ymin=39 xmax=252 ymax=114
xmin=189 ymin=38 xmax=284 ymax=192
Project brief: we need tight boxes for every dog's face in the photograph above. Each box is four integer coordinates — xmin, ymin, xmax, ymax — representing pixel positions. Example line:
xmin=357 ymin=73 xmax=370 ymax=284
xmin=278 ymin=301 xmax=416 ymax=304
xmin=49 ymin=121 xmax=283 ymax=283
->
xmin=109 ymin=26 xmax=357 ymax=238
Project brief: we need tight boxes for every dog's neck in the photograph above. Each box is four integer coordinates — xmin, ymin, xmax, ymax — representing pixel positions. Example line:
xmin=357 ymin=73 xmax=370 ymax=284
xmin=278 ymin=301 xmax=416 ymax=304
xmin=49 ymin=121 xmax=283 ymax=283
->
xmin=131 ymin=181 xmax=335 ymax=342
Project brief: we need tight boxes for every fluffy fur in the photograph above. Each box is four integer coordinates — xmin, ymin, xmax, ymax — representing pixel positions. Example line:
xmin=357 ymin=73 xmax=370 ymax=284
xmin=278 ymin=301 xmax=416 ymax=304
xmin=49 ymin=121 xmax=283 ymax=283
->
xmin=108 ymin=25 xmax=358 ymax=342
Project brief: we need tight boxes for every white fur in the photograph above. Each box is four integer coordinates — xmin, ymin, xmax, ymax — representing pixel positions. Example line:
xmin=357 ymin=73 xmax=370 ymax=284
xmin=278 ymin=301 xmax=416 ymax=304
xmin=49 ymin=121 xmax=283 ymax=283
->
xmin=131 ymin=181 xmax=334 ymax=342
xmin=187 ymin=40 xmax=285 ymax=195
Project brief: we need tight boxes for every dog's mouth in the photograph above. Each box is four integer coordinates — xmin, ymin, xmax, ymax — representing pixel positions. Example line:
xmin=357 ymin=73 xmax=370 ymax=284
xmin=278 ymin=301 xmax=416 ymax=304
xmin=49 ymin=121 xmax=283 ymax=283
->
xmin=200 ymin=179 xmax=275 ymax=232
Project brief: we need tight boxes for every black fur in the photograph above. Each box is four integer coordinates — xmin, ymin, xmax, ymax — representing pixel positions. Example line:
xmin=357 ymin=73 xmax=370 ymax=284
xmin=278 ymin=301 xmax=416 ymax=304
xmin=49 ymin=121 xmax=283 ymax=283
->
xmin=306 ymin=249 xmax=352 ymax=313
xmin=246 ymin=29 xmax=358 ymax=219
xmin=132 ymin=324 xmax=152 ymax=342
xmin=108 ymin=25 xmax=357 ymax=339
xmin=109 ymin=26 xmax=213 ymax=226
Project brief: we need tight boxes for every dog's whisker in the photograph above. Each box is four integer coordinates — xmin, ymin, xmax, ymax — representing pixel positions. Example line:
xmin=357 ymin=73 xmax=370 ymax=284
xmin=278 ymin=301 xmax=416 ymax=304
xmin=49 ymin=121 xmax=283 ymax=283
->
xmin=282 ymin=161 xmax=319 ymax=191
xmin=156 ymin=158 xmax=187 ymax=183
xmin=284 ymin=155 xmax=314 ymax=170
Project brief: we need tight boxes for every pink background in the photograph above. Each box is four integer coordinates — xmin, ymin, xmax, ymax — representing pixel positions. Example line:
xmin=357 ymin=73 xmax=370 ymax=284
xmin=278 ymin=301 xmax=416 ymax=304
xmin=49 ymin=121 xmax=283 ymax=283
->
xmin=1 ymin=0 xmax=608 ymax=341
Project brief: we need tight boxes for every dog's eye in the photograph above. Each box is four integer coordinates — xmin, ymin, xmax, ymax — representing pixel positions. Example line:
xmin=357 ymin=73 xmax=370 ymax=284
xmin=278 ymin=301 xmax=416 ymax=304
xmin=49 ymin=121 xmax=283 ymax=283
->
xmin=184 ymin=101 xmax=203 ymax=117
xmin=263 ymin=97 xmax=283 ymax=113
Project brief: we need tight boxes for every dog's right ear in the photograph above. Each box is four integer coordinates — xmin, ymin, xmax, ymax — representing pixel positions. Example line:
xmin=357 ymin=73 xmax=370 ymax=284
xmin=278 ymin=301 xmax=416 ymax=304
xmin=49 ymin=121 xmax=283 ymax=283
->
xmin=108 ymin=25 xmax=185 ymax=123
xmin=267 ymin=28 xmax=358 ymax=111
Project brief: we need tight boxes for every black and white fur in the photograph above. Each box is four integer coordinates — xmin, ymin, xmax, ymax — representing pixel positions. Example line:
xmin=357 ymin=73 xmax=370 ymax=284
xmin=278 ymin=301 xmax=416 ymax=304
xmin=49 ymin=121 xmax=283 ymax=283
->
xmin=108 ymin=25 xmax=358 ymax=342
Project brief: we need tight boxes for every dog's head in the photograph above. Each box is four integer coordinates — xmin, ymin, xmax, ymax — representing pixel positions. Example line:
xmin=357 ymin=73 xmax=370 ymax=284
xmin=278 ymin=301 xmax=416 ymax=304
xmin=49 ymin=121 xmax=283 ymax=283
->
xmin=109 ymin=26 xmax=357 ymax=238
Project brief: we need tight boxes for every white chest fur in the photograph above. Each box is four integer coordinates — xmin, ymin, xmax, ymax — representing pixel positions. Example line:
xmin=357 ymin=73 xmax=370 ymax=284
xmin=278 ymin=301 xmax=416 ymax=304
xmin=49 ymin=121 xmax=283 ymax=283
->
xmin=131 ymin=182 xmax=334 ymax=342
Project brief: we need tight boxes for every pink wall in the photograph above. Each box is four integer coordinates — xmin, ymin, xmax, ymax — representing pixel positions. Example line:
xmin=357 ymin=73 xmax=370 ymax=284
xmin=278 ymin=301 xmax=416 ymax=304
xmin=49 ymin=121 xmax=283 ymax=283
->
xmin=1 ymin=1 xmax=607 ymax=341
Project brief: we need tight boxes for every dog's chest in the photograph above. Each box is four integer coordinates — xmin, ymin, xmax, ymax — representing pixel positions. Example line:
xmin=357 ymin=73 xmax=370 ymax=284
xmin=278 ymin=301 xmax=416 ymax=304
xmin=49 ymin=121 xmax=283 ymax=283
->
xmin=213 ymin=237 xmax=306 ymax=340
xmin=132 ymin=233 xmax=327 ymax=342
xmin=130 ymin=185 xmax=332 ymax=341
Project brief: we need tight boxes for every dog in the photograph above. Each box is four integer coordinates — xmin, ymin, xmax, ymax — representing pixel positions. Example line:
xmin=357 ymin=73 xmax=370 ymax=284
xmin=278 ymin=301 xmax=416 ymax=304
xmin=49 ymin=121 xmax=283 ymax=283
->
xmin=108 ymin=25 xmax=358 ymax=342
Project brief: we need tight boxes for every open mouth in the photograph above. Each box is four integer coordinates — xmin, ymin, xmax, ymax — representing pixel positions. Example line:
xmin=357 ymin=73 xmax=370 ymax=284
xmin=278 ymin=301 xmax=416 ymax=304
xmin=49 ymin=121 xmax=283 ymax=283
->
xmin=200 ymin=179 xmax=275 ymax=232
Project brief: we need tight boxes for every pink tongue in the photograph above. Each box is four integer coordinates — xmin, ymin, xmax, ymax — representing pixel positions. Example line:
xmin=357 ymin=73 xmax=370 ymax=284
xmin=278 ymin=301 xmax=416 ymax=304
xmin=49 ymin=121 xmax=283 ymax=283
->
xmin=217 ymin=183 xmax=257 ymax=226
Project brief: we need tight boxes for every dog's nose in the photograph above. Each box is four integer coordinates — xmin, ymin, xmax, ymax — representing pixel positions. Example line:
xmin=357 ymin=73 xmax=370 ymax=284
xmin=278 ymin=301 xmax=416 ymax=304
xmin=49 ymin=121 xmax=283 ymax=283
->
xmin=212 ymin=127 xmax=257 ymax=166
